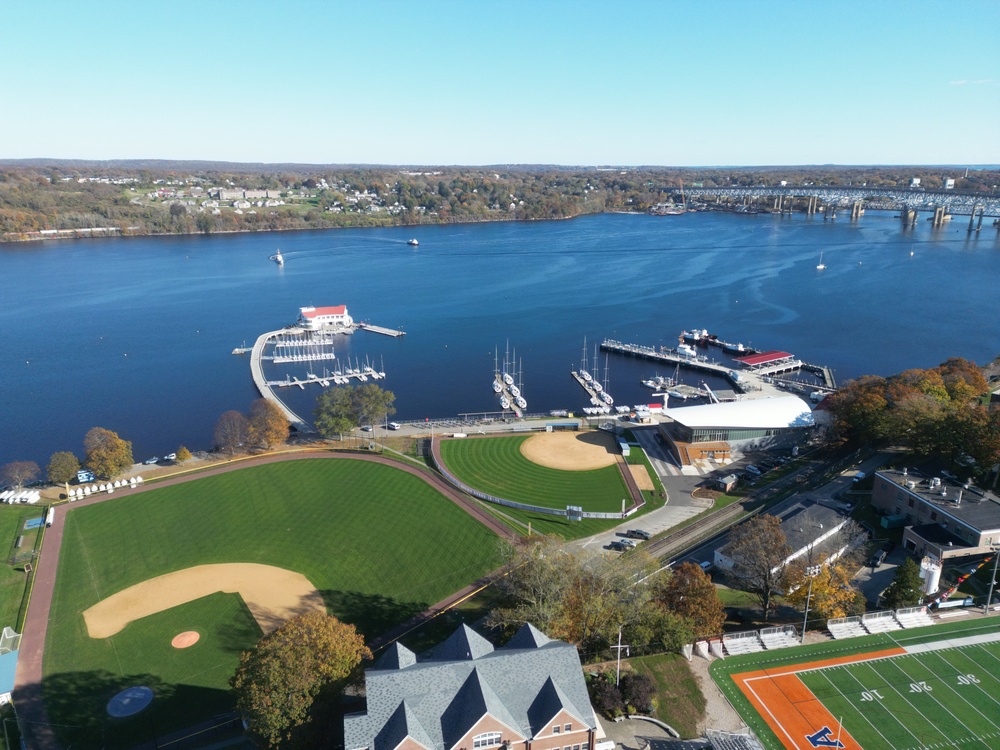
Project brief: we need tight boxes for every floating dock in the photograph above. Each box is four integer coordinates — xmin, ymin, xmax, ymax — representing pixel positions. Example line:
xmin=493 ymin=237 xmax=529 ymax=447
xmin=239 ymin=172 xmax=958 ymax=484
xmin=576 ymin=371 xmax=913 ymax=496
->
xmin=249 ymin=330 xmax=311 ymax=431
xmin=358 ymin=323 xmax=406 ymax=337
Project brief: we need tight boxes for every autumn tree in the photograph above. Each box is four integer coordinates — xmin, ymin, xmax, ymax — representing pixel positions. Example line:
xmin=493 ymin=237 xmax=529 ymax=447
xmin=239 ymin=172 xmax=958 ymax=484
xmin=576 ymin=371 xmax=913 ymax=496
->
xmin=46 ymin=452 xmax=80 ymax=492
xmin=1 ymin=460 xmax=40 ymax=489
xmin=488 ymin=537 xmax=686 ymax=655
xmin=83 ymin=427 xmax=134 ymax=479
xmin=214 ymin=410 xmax=250 ymax=455
xmin=230 ymin=612 xmax=370 ymax=748
xmin=785 ymin=559 xmax=865 ymax=627
xmin=175 ymin=446 xmax=192 ymax=462
xmin=248 ymin=399 xmax=289 ymax=449
xmin=653 ymin=562 xmax=726 ymax=639
xmin=724 ymin=514 xmax=791 ymax=621
xmin=882 ymin=557 xmax=923 ymax=609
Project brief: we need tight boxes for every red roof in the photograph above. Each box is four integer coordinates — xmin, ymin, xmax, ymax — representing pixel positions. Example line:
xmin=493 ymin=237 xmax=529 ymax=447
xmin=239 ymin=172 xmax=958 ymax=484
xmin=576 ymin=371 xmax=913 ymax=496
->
xmin=734 ymin=350 xmax=793 ymax=366
xmin=301 ymin=305 xmax=347 ymax=318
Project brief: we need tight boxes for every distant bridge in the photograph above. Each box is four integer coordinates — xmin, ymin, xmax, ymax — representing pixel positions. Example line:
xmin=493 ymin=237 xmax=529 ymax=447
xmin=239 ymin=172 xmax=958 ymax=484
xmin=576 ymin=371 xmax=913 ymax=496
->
xmin=666 ymin=185 xmax=1000 ymax=217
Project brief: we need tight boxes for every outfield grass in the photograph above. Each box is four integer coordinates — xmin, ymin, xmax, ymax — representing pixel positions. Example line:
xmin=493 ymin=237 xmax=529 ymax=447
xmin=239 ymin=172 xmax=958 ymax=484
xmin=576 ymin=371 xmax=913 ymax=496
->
xmin=44 ymin=458 xmax=503 ymax=748
xmin=439 ymin=435 xmax=630 ymax=513
xmin=711 ymin=617 xmax=1000 ymax=750
xmin=0 ymin=505 xmax=44 ymax=629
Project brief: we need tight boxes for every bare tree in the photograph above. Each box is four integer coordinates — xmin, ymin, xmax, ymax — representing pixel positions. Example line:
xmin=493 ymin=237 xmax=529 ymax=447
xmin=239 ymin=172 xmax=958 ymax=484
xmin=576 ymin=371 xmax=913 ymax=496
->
xmin=2 ymin=460 xmax=40 ymax=489
xmin=214 ymin=410 xmax=250 ymax=456
xmin=724 ymin=514 xmax=791 ymax=621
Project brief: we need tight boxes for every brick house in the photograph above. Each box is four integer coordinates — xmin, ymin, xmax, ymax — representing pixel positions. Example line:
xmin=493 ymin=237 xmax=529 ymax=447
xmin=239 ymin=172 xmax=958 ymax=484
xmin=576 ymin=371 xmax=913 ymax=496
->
xmin=344 ymin=624 xmax=600 ymax=750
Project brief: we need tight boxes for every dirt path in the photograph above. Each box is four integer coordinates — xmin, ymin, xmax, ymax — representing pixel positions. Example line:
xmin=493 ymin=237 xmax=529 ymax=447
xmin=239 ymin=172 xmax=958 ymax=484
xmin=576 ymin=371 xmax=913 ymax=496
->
xmin=13 ymin=448 xmax=514 ymax=750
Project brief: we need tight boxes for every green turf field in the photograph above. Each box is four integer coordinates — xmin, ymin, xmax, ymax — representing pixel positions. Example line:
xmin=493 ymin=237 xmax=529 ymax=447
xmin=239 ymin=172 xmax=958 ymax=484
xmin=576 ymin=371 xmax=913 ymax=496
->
xmin=711 ymin=618 xmax=1000 ymax=750
xmin=44 ymin=458 xmax=503 ymax=748
xmin=0 ymin=505 xmax=43 ymax=629
xmin=800 ymin=638 xmax=1000 ymax=749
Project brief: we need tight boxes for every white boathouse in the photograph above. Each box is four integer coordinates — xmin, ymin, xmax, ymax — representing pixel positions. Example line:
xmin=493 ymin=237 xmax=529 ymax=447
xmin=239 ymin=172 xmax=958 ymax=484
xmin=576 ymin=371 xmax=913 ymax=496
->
xmin=297 ymin=305 xmax=354 ymax=331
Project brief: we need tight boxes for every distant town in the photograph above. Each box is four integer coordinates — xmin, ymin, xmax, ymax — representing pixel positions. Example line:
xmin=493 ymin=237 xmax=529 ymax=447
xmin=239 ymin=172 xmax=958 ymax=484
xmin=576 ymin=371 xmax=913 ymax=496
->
xmin=1 ymin=161 xmax=998 ymax=242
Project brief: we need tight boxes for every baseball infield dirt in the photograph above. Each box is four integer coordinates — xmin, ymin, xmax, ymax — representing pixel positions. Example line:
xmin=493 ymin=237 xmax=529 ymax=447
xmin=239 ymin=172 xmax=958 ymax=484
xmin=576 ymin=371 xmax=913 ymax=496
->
xmin=82 ymin=563 xmax=325 ymax=638
xmin=519 ymin=430 xmax=619 ymax=470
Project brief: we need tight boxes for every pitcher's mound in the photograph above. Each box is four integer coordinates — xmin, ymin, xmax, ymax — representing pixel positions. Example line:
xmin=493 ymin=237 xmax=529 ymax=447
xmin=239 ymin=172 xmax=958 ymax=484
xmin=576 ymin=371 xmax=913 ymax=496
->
xmin=171 ymin=631 xmax=200 ymax=649
xmin=520 ymin=431 xmax=618 ymax=471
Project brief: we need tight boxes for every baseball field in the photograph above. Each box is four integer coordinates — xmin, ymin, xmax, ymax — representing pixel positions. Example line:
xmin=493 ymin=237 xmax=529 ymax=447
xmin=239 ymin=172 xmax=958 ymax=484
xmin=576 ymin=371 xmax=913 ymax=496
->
xmin=42 ymin=457 xmax=504 ymax=748
xmin=711 ymin=617 xmax=1000 ymax=750
xmin=437 ymin=431 xmax=656 ymax=538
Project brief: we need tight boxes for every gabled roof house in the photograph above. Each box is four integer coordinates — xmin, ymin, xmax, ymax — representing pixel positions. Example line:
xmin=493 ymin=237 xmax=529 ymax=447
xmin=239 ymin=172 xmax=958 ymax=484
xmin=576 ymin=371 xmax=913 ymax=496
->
xmin=345 ymin=624 xmax=599 ymax=750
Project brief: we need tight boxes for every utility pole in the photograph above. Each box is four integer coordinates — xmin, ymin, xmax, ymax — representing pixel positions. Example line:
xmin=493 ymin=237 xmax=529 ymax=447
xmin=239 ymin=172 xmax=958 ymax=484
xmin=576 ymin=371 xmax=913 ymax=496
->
xmin=985 ymin=547 xmax=999 ymax=614
xmin=612 ymin=627 xmax=630 ymax=686
xmin=801 ymin=565 xmax=821 ymax=644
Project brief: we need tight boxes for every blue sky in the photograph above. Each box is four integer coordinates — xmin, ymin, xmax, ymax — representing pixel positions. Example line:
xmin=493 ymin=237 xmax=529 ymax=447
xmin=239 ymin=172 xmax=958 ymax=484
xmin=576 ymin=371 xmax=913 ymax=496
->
xmin=3 ymin=0 xmax=998 ymax=166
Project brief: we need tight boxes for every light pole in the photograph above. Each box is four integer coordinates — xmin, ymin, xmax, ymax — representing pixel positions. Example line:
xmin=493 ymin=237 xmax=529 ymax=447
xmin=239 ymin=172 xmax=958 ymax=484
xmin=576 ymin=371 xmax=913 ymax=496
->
xmin=612 ymin=627 xmax=630 ymax=686
xmin=801 ymin=565 xmax=821 ymax=644
xmin=985 ymin=547 xmax=999 ymax=614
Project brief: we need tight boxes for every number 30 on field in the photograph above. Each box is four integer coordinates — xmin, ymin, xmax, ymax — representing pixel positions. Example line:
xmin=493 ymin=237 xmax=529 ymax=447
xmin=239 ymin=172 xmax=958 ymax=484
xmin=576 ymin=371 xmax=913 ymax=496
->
xmin=957 ymin=674 xmax=980 ymax=685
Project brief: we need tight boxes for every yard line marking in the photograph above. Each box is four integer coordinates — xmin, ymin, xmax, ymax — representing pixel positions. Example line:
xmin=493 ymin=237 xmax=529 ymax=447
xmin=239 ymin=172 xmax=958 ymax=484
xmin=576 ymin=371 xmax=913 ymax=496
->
xmin=840 ymin=663 xmax=927 ymax=749
xmin=919 ymin=650 xmax=1000 ymax=727
xmin=815 ymin=669 xmax=898 ymax=750
xmin=883 ymin=656 xmax=989 ymax=739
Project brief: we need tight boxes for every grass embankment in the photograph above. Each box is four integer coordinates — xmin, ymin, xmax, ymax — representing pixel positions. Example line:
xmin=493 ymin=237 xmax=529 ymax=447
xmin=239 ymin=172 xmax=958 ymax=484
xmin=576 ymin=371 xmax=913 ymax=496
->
xmin=45 ymin=459 xmax=503 ymax=748
xmin=438 ymin=435 xmax=656 ymax=540
xmin=629 ymin=653 xmax=706 ymax=738
xmin=0 ymin=505 xmax=44 ymax=629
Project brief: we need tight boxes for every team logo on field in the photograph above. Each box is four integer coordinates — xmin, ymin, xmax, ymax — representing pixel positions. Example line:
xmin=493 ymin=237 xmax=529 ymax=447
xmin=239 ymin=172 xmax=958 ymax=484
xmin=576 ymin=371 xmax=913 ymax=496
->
xmin=805 ymin=726 xmax=844 ymax=748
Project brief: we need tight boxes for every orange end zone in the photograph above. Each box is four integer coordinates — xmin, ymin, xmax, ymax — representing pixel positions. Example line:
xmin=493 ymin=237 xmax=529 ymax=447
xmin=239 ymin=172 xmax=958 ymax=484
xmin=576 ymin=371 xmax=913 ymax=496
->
xmin=732 ymin=647 xmax=907 ymax=750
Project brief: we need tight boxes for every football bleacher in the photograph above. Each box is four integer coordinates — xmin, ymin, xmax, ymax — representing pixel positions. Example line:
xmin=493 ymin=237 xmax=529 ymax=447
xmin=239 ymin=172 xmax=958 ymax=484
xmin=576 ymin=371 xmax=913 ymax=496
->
xmin=759 ymin=624 xmax=799 ymax=650
xmin=827 ymin=615 xmax=869 ymax=639
xmin=894 ymin=605 xmax=934 ymax=629
xmin=722 ymin=630 xmax=764 ymax=656
xmin=862 ymin=610 xmax=903 ymax=633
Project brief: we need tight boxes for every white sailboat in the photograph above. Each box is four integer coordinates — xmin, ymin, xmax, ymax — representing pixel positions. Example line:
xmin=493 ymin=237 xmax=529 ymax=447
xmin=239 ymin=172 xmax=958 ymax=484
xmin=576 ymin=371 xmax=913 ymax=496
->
xmin=270 ymin=249 xmax=284 ymax=266
xmin=816 ymin=252 xmax=826 ymax=270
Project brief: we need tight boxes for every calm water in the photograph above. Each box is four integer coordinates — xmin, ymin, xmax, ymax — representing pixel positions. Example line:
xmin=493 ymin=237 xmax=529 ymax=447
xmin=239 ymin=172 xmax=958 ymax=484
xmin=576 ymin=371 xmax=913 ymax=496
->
xmin=1 ymin=212 xmax=997 ymax=467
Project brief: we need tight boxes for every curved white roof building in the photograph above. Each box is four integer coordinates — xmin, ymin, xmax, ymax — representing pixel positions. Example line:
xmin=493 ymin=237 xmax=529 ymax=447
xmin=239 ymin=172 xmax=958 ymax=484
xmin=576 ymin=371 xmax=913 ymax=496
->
xmin=658 ymin=395 xmax=814 ymax=465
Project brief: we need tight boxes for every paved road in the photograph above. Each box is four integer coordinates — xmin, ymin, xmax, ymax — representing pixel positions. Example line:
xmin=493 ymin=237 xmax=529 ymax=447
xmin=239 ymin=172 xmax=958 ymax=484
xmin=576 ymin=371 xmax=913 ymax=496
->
xmin=13 ymin=449 xmax=515 ymax=750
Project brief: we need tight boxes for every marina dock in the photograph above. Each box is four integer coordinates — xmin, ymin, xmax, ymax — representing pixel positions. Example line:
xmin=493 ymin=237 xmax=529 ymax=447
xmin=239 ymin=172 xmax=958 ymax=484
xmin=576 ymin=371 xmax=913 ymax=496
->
xmin=250 ymin=330 xmax=311 ymax=432
xmin=358 ymin=323 xmax=406 ymax=337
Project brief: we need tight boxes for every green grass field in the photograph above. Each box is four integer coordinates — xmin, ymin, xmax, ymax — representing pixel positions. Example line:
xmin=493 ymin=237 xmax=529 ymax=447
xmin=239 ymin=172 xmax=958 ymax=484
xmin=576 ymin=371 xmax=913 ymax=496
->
xmin=0 ymin=505 xmax=44 ymax=629
xmin=44 ymin=458 xmax=503 ymax=748
xmin=712 ymin=618 xmax=1000 ymax=750
xmin=438 ymin=435 xmax=650 ymax=540
xmin=800 ymin=639 xmax=1000 ymax=749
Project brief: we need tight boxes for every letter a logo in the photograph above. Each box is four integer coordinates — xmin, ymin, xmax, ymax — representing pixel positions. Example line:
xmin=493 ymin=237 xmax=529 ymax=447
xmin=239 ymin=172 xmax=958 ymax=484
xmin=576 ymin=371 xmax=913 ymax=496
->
xmin=805 ymin=727 xmax=844 ymax=748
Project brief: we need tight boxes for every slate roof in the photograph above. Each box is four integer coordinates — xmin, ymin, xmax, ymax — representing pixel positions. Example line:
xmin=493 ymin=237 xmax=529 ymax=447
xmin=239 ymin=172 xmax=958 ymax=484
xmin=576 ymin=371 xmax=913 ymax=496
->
xmin=346 ymin=624 xmax=595 ymax=750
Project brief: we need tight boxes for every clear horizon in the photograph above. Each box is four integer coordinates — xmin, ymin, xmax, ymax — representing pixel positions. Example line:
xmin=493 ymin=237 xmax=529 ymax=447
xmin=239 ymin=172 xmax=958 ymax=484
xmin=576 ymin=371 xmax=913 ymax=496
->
xmin=4 ymin=0 xmax=999 ymax=166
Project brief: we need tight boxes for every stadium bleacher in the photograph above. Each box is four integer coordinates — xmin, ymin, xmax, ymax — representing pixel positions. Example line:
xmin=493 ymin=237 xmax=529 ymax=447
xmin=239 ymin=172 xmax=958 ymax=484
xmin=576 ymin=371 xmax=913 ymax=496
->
xmin=706 ymin=728 xmax=765 ymax=750
xmin=862 ymin=610 xmax=903 ymax=633
xmin=759 ymin=624 xmax=799 ymax=650
xmin=723 ymin=630 xmax=764 ymax=656
xmin=894 ymin=606 xmax=934 ymax=629
xmin=827 ymin=615 xmax=868 ymax=639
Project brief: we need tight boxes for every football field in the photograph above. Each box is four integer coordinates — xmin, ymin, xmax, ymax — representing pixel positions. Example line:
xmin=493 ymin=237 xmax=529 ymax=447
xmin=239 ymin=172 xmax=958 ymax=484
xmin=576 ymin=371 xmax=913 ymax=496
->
xmin=719 ymin=620 xmax=1000 ymax=750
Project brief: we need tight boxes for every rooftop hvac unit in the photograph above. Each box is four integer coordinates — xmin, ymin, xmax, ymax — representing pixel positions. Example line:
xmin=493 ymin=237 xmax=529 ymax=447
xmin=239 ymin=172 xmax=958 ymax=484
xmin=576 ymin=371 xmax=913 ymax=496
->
xmin=907 ymin=481 xmax=917 ymax=489
xmin=902 ymin=467 xmax=908 ymax=476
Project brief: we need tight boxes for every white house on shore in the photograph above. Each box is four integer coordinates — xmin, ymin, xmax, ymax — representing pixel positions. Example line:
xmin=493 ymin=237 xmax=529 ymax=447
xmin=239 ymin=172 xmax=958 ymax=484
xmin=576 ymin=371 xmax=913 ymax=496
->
xmin=297 ymin=305 xmax=354 ymax=331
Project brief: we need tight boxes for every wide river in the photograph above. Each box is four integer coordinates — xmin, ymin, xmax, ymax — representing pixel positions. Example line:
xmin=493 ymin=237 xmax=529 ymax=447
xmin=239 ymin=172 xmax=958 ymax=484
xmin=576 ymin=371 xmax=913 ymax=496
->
xmin=1 ymin=211 xmax=997 ymax=467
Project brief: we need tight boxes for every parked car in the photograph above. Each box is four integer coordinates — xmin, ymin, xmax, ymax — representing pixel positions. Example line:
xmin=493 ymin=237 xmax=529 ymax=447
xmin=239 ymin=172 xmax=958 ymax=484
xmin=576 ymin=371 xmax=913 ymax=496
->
xmin=745 ymin=465 xmax=761 ymax=476
xmin=699 ymin=561 xmax=714 ymax=573
xmin=608 ymin=541 xmax=628 ymax=552
xmin=625 ymin=529 xmax=651 ymax=540
xmin=164 ymin=452 xmax=177 ymax=461
xmin=361 ymin=425 xmax=373 ymax=432
xmin=388 ymin=422 xmax=401 ymax=430
xmin=620 ymin=538 xmax=637 ymax=549
xmin=143 ymin=457 xmax=159 ymax=465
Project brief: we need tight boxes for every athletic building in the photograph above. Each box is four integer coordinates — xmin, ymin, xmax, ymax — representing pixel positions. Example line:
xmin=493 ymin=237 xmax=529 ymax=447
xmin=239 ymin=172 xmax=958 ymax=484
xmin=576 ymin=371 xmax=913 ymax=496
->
xmin=657 ymin=395 xmax=814 ymax=465
xmin=345 ymin=624 xmax=600 ymax=750
xmin=872 ymin=469 xmax=1000 ymax=559
xmin=297 ymin=304 xmax=354 ymax=330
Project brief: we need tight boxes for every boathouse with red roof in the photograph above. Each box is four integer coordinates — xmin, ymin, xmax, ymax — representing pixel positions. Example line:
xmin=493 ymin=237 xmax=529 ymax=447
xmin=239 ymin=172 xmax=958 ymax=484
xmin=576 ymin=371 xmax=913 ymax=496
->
xmin=297 ymin=305 xmax=354 ymax=331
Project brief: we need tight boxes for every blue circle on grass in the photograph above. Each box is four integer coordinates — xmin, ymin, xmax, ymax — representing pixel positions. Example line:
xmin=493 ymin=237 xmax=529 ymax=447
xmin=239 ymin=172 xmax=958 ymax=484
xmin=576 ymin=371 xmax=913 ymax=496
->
xmin=107 ymin=686 xmax=154 ymax=717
